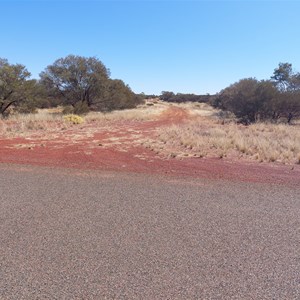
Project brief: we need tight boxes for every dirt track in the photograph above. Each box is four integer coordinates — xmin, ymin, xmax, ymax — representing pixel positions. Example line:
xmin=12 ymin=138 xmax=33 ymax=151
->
xmin=0 ymin=107 xmax=299 ymax=186
xmin=0 ymin=164 xmax=299 ymax=299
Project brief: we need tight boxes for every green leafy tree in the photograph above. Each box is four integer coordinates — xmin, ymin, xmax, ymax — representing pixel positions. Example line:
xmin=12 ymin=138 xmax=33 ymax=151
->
xmin=0 ymin=58 xmax=33 ymax=116
xmin=271 ymin=62 xmax=300 ymax=123
xmin=160 ymin=91 xmax=175 ymax=101
xmin=207 ymin=62 xmax=300 ymax=124
xmin=271 ymin=62 xmax=293 ymax=92
xmin=40 ymin=55 xmax=110 ymax=108
xmin=40 ymin=55 xmax=141 ymax=112
xmin=215 ymin=78 xmax=277 ymax=123
xmin=272 ymin=91 xmax=300 ymax=123
xmin=98 ymin=79 xmax=142 ymax=111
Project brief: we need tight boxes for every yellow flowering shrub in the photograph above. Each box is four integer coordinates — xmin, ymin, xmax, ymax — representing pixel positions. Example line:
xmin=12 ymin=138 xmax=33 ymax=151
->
xmin=63 ymin=114 xmax=84 ymax=124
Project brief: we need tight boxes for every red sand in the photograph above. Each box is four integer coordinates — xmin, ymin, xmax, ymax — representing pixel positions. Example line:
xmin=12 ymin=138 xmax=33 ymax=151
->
xmin=0 ymin=107 xmax=299 ymax=186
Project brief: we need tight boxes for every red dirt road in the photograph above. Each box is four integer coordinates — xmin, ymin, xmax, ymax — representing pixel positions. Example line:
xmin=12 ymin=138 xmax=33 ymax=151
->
xmin=0 ymin=107 xmax=299 ymax=185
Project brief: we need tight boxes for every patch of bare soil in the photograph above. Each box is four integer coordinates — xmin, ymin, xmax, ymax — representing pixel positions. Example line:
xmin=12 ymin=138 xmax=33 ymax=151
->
xmin=0 ymin=106 xmax=299 ymax=185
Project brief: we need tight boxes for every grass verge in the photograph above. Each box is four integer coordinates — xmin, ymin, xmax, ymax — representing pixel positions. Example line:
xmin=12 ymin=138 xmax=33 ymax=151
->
xmin=152 ymin=119 xmax=300 ymax=164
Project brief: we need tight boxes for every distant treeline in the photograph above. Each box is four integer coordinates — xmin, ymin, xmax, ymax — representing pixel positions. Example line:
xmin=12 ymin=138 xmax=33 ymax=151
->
xmin=159 ymin=92 xmax=215 ymax=103
xmin=1 ymin=56 xmax=299 ymax=123
xmin=0 ymin=55 xmax=143 ymax=116
xmin=160 ymin=63 xmax=300 ymax=124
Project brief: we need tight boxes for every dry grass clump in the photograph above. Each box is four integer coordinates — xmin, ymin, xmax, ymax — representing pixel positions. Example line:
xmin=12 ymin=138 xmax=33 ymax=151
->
xmin=155 ymin=119 xmax=300 ymax=164
xmin=7 ymin=109 xmax=62 ymax=122
xmin=85 ymin=104 xmax=167 ymax=123
xmin=0 ymin=109 xmax=68 ymax=137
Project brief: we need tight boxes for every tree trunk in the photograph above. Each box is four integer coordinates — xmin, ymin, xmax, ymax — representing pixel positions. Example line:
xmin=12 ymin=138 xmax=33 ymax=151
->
xmin=287 ymin=112 xmax=293 ymax=124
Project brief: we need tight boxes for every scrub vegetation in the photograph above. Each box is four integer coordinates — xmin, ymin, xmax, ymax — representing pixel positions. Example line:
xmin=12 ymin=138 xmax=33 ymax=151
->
xmin=153 ymin=118 xmax=300 ymax=164
xmin=0 ymin=55 xmax=143 ymax=117
xmin=0 ymin=58 xmax=300 ymax=165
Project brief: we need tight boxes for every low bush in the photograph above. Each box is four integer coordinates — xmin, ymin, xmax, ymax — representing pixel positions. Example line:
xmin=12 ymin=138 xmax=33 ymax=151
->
xmin=63 ymin=114 xmax=84 ymax=124
xmin=62 ymin=105 xmax=74 ymax=115
xmin=74 ymin=101 xmax=90 ymax=115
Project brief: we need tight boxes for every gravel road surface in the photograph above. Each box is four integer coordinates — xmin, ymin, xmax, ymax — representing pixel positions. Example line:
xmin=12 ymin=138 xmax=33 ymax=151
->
xmin=0 ymin=164 xmax=299 ymax=299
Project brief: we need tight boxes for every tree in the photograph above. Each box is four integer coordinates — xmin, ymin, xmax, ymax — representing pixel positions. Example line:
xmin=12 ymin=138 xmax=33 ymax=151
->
xmin=97 ymin=79 xmax=142 ymax=111
xmin=40 ymin=55 xmax=110 ymax=108
xmin=271 ymin=62 xmax=293 ymax=92
xmin=214 ymin=78 xmax=277 ymax=123
xmin=271 ymin=91 xmax=300 ymax=124
xmin=160 ymin=91 xmax=175 ymax=101
xmin=40 ymin=55 xmax=142 ymax=112
xmin=0 ymin=58 xmax=33 ymax=116
xmin=271 ymin=62 xmax=300 ymax=123
xmin=255 ymin=80 xmax=279 ymax=120
xmin=271 ymin=62 xmax=300 ymax=91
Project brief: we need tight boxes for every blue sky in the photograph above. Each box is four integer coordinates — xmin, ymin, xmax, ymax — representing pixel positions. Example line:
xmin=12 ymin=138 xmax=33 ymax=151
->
xmin=1 ymin=0 xmax=300 ymax=95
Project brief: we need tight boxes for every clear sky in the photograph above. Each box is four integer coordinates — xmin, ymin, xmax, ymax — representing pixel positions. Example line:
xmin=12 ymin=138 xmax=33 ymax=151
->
xmin=1 ymin=0 xmax=300 ymax=95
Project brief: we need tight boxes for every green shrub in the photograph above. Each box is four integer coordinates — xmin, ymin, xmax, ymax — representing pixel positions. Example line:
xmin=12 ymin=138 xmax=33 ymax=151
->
xmin=74 ymin=101 xmax=90 ymax=115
